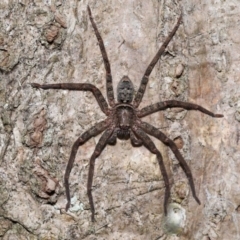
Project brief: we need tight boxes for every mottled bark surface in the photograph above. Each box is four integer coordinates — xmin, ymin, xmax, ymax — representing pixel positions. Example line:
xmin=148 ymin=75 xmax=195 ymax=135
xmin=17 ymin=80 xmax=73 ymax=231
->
xmin=0 ymin=0 xmax=239 ymax=239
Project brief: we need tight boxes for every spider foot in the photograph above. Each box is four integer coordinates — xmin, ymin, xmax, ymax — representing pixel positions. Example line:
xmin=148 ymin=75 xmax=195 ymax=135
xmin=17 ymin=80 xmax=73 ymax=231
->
xmin=31 ymin=83 xmax=41 ymax=88
xmin=193 ymin=195 xmax=201 ymax=205
xmin=91 ymin=213 xmax=96 ymax=222
xmin=164 ymin=204 xmax=168 ymax=216
xmin=65 ymin=201 xmax=70 ymax=212
xmin=214 ymin=114 xmax=224 ymax=118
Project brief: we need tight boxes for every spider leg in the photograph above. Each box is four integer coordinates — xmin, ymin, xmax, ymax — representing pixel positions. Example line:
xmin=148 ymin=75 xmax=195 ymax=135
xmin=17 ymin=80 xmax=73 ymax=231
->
xmin=87 ymin=127 xmax=114 ymax=222
xmin=31 ymin=83 xmax=110 ymax=115
xmin=107 ymin=128 xmax=118 ymax=145
xmin=87 ymin=6 xmax=115 ymax=107
xmin=130 ymin=130 xmax=143 ymax=147
xmin=133 ymin=13 xmax=182 ymax=108
xmin=64 ymin=120 xmax=109 ymax=213
xmin=138 ymin=120 xmax=201 ymax=205
xmin=138 ymin=100 xmax=224 ymax=118
xmin=131 ymin=125 xmax=170 ymax=215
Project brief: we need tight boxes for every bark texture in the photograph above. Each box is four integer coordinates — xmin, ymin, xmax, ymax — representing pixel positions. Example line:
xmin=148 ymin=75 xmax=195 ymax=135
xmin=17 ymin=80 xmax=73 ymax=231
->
xmin=0 ymin=0 xmax=239 ymax=239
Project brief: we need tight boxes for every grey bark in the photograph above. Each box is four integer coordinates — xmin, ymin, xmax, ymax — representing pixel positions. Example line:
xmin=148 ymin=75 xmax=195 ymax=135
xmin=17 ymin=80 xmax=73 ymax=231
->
xmin=0 ymin=0 xmax=239 ymax=239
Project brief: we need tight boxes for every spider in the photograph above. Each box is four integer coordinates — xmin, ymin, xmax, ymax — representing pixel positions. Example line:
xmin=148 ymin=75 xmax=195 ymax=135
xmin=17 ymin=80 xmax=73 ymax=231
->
xmin=31 ymin=6 xmax=223 ymax=222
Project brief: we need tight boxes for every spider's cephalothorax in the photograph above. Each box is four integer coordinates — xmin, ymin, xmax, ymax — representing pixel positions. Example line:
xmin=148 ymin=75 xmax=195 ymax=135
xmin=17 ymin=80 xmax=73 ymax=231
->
xmin=117 ymin=76 xmax=134 ymax=103
xmin=31 ymin=6 xmax=224 ymax=222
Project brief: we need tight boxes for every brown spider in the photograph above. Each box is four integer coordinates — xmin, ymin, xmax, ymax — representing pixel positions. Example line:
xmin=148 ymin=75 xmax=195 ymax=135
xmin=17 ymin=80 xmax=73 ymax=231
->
xmin=31 ymin=6 xmax=223 ymax=222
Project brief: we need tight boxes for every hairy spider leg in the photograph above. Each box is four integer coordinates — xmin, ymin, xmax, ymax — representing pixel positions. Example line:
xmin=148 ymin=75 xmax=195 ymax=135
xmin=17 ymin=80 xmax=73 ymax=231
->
xmin=31 ymin=83 xmax=110 ymax=115
xmin=133 ymin=13 xmax=182 ymax=108
xmin=139 ymin=121 xmax=201 ymax=205
xmin=87 ymin=6 xmax=115 ymax=107
xmin=107 ymin=128 xmax=118 ymax=145
xmin=132 ymin=125 xmax=170 ymax=215
xmin=87 ymin=127 xmax=114 ymax=222
xmin=130 ymin=130 xmax=143 ymax=147
xmin=138 ymin=100 xmax=224 ymax=118
xmin=64 ymin=120 xmax=109 ymax=212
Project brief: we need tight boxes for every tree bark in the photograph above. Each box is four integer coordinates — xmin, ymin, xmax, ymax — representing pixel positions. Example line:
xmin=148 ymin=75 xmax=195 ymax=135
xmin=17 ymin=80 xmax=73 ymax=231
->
xmin=0 ymin=0 xmax=239 ymax=239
